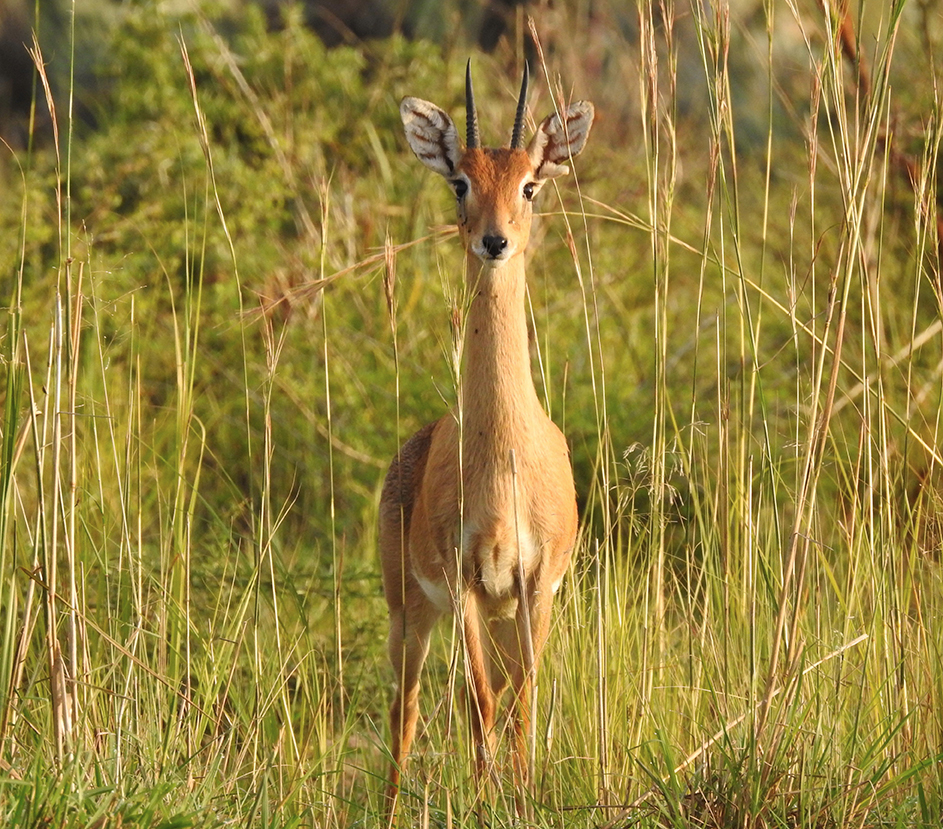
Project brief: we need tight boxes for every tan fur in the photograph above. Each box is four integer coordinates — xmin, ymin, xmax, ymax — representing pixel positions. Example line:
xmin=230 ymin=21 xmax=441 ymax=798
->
xmin=383 ymin=80 xmax=594 ymax=820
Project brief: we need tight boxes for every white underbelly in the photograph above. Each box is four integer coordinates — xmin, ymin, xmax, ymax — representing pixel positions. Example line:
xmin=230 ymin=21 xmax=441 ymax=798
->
xmin=416 ymin=573 xmax=453 ymax=613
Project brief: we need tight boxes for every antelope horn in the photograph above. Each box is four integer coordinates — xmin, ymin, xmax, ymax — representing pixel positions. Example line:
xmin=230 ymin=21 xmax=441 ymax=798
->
xmin=465 ymin=59 xmax=480 ymax=150
xmin=510 ymin=61 xmax=529 ymax=150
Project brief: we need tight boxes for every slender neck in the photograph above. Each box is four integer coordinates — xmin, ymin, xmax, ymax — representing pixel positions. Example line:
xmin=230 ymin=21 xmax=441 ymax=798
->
xmin=460 ymin=252 xmax=542 ymax=442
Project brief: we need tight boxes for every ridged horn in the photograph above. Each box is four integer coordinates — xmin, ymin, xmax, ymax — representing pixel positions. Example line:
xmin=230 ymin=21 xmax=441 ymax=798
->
xmin=465 ymin=59 xmax=480 ymax=150
xmin=510 ymin=61 xmax=529 ymax=150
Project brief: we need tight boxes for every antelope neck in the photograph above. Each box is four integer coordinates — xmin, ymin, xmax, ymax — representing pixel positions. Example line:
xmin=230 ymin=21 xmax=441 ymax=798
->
xmin=461 ymin=251 xmax=542 ymax=451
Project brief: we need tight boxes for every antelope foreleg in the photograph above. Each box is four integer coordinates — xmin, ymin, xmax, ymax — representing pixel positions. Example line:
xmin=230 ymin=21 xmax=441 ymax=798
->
xmin=461 ymin=590 xmax=498 ymax=786
xmin=386 ymin=599 xmax=436 ymax=819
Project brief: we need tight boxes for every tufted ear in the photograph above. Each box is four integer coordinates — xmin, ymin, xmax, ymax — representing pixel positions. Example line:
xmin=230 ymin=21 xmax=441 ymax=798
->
xmin=400 ymin=97 xmax=463 ymax=178
xmin=527 ymin=101 xmax=595 ymax=181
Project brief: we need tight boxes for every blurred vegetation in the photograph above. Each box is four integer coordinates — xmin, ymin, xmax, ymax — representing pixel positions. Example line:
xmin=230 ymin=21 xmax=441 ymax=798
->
xmin=7 ymin=3 xmax=443 ymax=546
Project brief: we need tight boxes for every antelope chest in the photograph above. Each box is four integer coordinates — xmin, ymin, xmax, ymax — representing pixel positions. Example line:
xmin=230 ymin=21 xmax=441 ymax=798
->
xmin=413 ymin=518 xmax=540 ymax=618
xmin=462 ymin=518 xmax=539 ymax=610
xmin=410 ymin=415 xmax=574 ymax=617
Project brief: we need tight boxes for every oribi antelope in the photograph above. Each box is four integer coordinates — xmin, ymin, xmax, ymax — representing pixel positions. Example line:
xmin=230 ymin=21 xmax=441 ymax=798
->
xmin=380 ymin=60 xmax=593 ymax=814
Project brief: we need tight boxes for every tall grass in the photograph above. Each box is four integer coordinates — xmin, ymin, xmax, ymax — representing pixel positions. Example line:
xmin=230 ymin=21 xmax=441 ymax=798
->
xmin=1 ymin=0 xmax=941 ymax=827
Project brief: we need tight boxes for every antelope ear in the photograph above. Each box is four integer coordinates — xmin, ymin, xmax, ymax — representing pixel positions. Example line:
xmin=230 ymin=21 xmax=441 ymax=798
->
xmin=527 ymin=101 xmax=595 ymax=181
xmin=400 ymin=97 xmax=462 ymax=178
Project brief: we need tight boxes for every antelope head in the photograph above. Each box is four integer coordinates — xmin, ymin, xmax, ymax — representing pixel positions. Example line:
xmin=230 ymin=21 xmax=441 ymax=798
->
xmin=400 ymin=62 xmax=594 ymax=269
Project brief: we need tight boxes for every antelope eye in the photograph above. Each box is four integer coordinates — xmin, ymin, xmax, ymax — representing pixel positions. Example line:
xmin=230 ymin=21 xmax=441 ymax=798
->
xmin=452 ymin=179 xmax=469 ymax=199
xmin=523 ymin=182 xmax=537 ymax=201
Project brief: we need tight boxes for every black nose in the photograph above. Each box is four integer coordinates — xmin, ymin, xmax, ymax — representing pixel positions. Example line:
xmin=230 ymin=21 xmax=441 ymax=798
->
xmin=482 ymin=235 xmax=508 ymax=258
